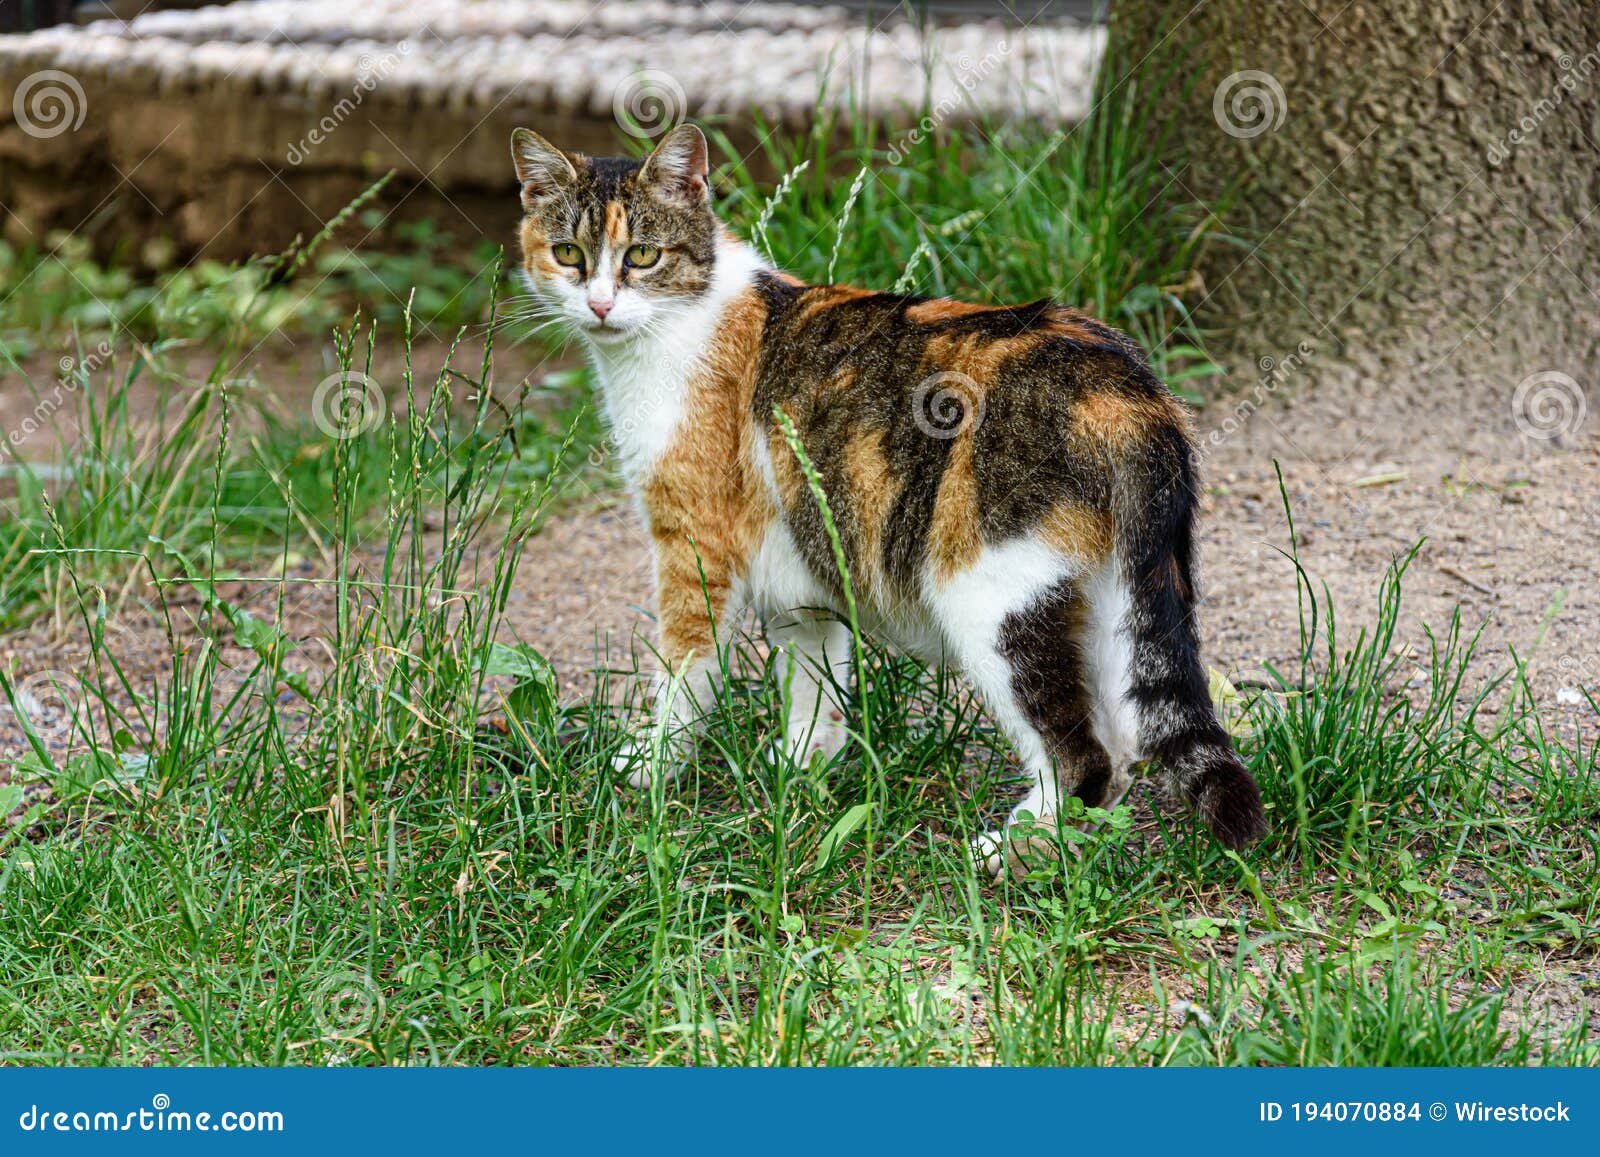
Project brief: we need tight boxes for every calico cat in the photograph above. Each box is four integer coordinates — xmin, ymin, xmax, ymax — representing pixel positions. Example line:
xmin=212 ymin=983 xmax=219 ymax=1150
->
xmin=510 ymin=123 xmax=1266 ymax=877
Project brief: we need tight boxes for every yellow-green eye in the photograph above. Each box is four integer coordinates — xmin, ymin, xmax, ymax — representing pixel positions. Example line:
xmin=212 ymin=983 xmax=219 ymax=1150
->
xmin=552 ymin=243 xmax=583 ymax=268
xmin=624 ymin=244 xmax=660 ymax=269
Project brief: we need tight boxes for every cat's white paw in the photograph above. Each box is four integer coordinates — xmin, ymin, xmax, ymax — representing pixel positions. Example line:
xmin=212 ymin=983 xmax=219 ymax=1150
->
xmin=788 ymin=717 xmax=850 ymax=765
xmin=971 ymin=817 xmax=1067 ymax=881
xmin=769 ymin=714 xmax=849 ymax=771
xmin=613 ymin=736 xmax=680 ymax=791
xmin=972 ymin=830 xmax=1007 ymax=880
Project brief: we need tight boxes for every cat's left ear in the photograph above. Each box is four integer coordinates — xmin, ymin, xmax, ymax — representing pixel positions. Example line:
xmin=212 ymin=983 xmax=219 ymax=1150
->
xmin=639 ymin=124 xmax=709 ymax=205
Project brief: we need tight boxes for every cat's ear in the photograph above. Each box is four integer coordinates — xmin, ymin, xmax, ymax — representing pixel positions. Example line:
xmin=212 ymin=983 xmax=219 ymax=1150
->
xmin=511 ymin=128 xmax=577 ymax=204
xmin=639 ymin=124 xmax=709 ymax=205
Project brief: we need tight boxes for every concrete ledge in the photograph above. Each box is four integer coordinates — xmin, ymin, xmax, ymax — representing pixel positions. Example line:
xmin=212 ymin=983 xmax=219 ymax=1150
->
xmin=0 ymin=0 xmax=1101 ymax=260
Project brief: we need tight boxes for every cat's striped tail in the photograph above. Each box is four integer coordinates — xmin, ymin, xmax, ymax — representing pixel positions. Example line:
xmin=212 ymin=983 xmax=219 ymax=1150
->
xmin=1114 ymin=425 xmax=1266 ymax=849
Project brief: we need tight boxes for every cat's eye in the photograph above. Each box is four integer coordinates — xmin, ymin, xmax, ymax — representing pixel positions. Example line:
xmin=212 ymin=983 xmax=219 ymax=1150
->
xmin=552 ymin=243 xmax=584 ymax=269
xmin=624 ymin=244 xmax=661 ymax=269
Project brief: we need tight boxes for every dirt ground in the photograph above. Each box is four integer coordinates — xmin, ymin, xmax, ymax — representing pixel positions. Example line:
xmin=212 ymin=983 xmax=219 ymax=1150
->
xmin=1 ymin=338 xmax=1597 ymax=760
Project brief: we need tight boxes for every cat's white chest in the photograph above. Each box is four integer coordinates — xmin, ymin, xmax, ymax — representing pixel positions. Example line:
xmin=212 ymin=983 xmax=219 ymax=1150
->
xmin=589 ymin=339 xmax=699 ymax=478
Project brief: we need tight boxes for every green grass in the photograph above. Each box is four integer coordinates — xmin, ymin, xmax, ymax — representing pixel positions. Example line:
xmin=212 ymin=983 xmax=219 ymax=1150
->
xmin=0 ymin=217 xmax=501 ymax=359
xmin=0 ymin=110 xmax=1594 ymax=1065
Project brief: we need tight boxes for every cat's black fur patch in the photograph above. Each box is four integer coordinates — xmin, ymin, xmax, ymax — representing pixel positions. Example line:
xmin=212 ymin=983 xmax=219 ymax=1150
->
xmin=998 ymin=579 xmax=1114 ymax=807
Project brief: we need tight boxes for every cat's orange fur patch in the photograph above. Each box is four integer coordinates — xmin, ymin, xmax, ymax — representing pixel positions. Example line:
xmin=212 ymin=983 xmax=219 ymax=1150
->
xmin=1151 ymin=553 xmax=1191 ymax=601
xmin=796 ymin=285 xmax=874 ymax=323
xmin=1047 ymin=309 xmax=1113 ymax=346
xmin=927 ymin=433 xmax=982 ymax=580
xmin=1039 ymin=502 xmax=1115 ymax=563
xmin=924 ymin=330 xmax=1044 ymax=383
xmin=519 ymin=218 xmax=563 ymax=280
xmin=904 ymin=299 xmax=1008 ymax=324
xmin=767 ymin=426 xmax=807 ymax=509
xmin=841 ymin=425 xmax=900 ymax=594
xmin=822 ymin=367 xmax=859 ymax=397
xmin=643 ymin=289 xmax=773 ymax=666
xmin=604 ymin=201 xmax=629 ymax=250
xmin=1074 ymin=389 xmax=1181 ymax=449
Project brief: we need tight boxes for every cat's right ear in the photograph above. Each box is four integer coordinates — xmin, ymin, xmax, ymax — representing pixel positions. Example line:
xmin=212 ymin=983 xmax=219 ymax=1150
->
xmin=511 ymin=128 xmax=577 ymax=206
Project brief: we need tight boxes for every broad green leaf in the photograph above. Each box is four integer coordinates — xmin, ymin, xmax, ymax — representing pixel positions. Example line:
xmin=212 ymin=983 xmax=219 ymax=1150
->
xmin=812 ymin=802 xmax=875 ymax=873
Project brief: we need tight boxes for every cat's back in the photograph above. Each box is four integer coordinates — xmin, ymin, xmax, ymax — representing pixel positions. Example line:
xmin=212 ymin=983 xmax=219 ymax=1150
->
xmin=748 ymin=275 xmax=1188 ymax=458
xmin=742 ymin=276 xmax=1196 ymax=601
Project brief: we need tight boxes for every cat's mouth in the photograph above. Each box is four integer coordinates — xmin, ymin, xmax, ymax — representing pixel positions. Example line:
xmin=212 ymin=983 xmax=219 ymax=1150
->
xmin=584 ymin=320 xmax=631 ymax=341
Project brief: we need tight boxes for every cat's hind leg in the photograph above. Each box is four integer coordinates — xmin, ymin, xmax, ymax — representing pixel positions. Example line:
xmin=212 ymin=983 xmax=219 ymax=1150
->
xmin=926 ymin=541 xmax=1113 ymax=879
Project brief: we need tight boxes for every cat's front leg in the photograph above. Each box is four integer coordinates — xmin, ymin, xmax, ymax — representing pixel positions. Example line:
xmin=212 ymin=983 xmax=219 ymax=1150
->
xmin=766 ymin=611 xmax=854 ymax=768
xmin=615 ymin=537 xmax=743 ymax=790
xmin=616 ymin=657 xmax=722 ymax=789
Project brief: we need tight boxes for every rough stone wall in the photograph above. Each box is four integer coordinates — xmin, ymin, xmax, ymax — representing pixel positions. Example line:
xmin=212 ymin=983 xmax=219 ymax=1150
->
xmin=0 ymin=0 xmax=1101 ymax=261
xmin=1112 ymin=0 xmax=1600 ymax=403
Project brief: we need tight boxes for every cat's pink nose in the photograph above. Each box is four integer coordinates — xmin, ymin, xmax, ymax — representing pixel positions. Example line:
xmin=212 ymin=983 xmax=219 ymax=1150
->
xmin=589 ymin=299 xmax=613 ymax=320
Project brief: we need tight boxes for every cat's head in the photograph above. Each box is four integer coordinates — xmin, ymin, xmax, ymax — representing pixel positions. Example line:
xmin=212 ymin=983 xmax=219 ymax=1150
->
xmin=510 ymin=124 xmax=719 ymax=343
